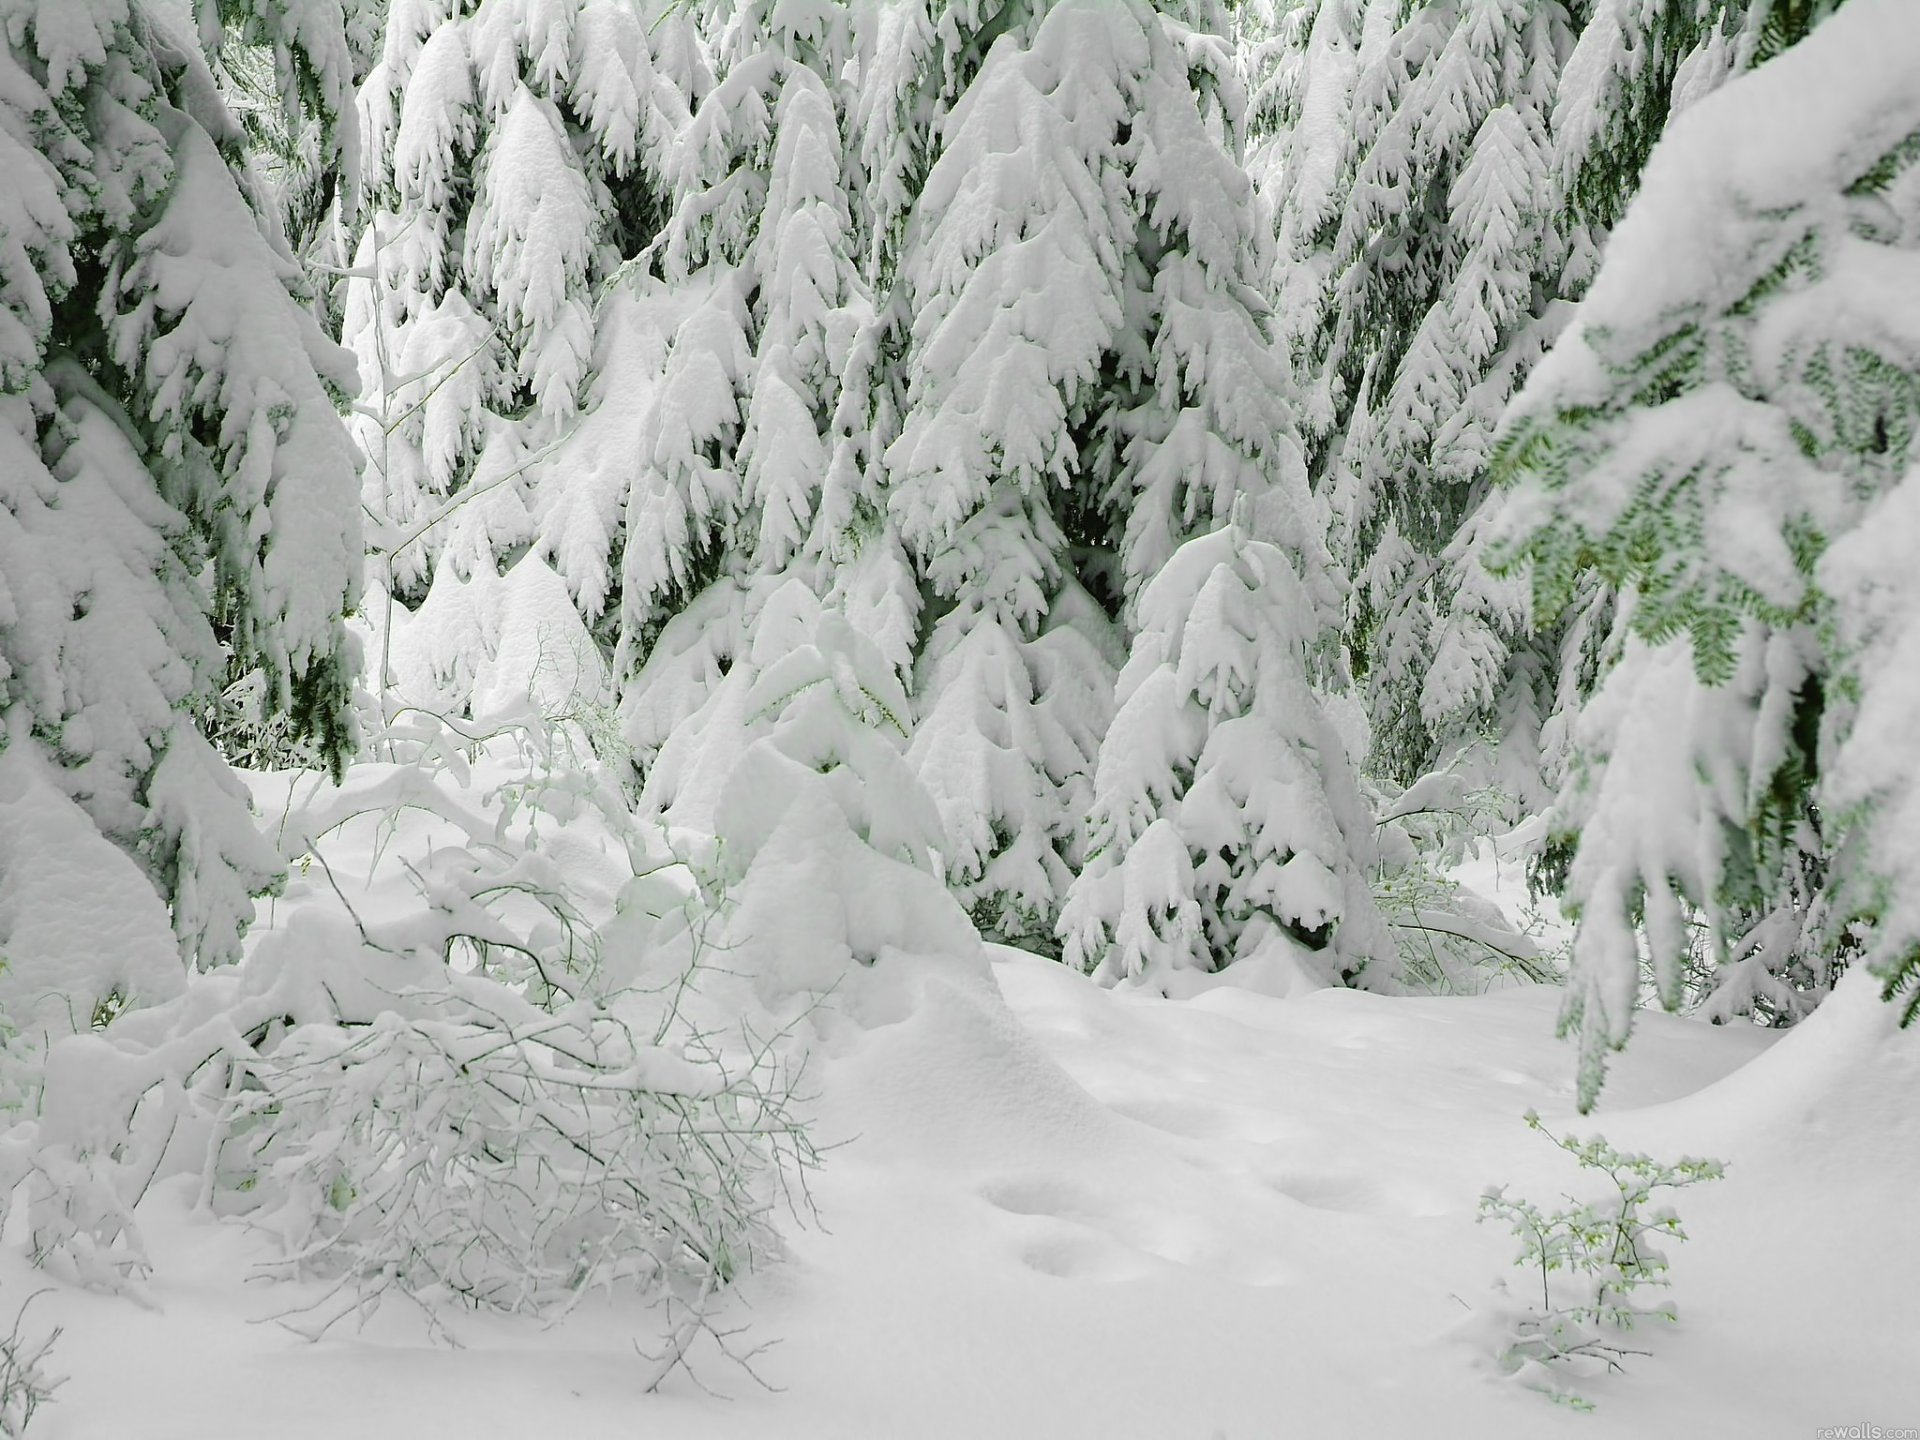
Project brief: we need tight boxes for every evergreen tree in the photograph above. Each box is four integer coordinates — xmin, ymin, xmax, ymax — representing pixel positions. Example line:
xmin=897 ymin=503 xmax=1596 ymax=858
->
xmin=1397 ymin=0 xmax=1855 ymax=833
xmin=1059 ymin=517 xmax=1392 ymax=989
xmin=1253 ymin=0 xmax=1389 ymax=434
xmin=1333 ymin=0 xmax=1853 ymax=813
xmin=820 ymin=0 xmax=1058 ymax=651
xmin=346 ymin=0 xmax=695 ymax=716
xmin=686 ymin=578 xmax=979 ymax=1019
xmin=886 ymin=0 xmax=1318 ymax=950
xmin=207 ymin=0 xmax=386 ymax=299
xmin=532 ymin=1 xmax=878 ymax=789
xmin=0 ymin=0 xmax=362 ymax=1013
xmin=620 ymin=2 xmax=864 ymax=642
xmin=1261 ymin=0 xmax=1587 ymax=796
xmin=882 ymin=0 xmax=1135 ymax=945
xmin=1486 ymin=0 xmax=1920 ymax=1105
xmin=1556 ymin=0 xmax=1849 ymax=235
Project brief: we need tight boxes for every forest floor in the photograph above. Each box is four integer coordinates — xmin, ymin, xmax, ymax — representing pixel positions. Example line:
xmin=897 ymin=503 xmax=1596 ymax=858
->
xmin=15 ymin=854 xmax=1918 ymax=1439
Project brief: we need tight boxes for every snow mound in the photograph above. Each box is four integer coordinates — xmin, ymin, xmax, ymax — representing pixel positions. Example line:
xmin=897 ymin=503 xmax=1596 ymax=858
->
xmin=0 ymin=742 xmax=184 ymax=1036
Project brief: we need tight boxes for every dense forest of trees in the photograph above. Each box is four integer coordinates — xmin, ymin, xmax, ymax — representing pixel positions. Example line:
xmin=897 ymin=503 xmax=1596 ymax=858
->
xmin=0 ymin=0 xmax=1915 ymax=1406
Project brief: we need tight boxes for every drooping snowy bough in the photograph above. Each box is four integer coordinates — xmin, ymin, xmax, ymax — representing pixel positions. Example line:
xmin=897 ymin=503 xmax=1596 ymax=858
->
xmin=0 ymin=0 xmax=363 ymax=994
xmin=1488 ymin=0 xmax=1920 ymax=1105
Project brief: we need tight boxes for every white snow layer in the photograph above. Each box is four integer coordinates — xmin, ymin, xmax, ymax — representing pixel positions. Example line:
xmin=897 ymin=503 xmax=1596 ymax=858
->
xmin=19 ymin=939 xmax=1913 ymax=1437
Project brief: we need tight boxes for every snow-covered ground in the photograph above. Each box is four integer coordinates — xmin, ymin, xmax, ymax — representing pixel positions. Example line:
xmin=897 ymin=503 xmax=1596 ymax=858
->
xmin=21 ymin=935 xmax=1916 ymax=1438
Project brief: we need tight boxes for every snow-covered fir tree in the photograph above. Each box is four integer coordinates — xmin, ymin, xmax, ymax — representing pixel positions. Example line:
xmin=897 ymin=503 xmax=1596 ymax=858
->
xmin=881 ymin=0 xmax=1132 ymax=946
xmin=1254 ymin=0 xmax=1591 ymax=802
xmin=1060 ymin=516 xmax=1393 ymax=990
xmin=885 ymin=0 xmax=1332 ymax=952
xmin=1486 ymin=0 xmax=1920 ymax=1105
xmin=345 ymin=0 xmax=698 ymax=722
xmin=1556 ymin=0 xmax=1848 ymax=234
xmin=525 ymin=0 xmax=887 ymax=811
xmin=689 ymin=579 xmax=977 ymax=1019
xmin=1305 ymin=0 xmax=1855 ymax=818
xmin=208 ymin=0 xmax=388 ymax=300
xmin=0 ymin=0 xmax=363 ymax=1029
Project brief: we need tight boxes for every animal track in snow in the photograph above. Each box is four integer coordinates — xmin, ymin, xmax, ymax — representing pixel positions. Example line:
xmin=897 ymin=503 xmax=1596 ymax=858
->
xmin=1104 ymin=1095 xmax=1237 ymax=1139
xmin=979 ymin=1176 xmax=1100 ymax=1221
xmin=1261 ymin=1168 xmax=1454 ymax=1219
xmin=1018 ymin=1228 xmax=1154 ymax=1282
xmin=978 ymin=1174 xmax=1285 ymax=1286
xmin=979 ymin=1178 xmax=1143 ymax=1282
xmin=1262 ymin=1170 xmax=1385 ymax=1214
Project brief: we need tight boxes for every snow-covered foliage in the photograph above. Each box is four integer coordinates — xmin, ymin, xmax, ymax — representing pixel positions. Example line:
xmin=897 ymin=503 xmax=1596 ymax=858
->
xmin=0 ymin=1284 xmax=60 ymax=1438
xmin=16 ymin=1 xmax=1920 ymax=1419
xmin=1488 ymin=0 xmax=1920 ymax=1104
xmin=520 ymin=2 xmax=875 ymax=809
xmin=0 ymin=0 xmax=362 ymax=984
xmin=1250 ymin=0 xmax=1848 ymax=824
xmin=206 ymin=0 xmax=385 ymax=286
xmin=869 ymin=0 xmax=1122 ymax=944
xmin=1372 ymin=770 xmax=1560 ymax=996
xmin=884 ymin=0 xmax=1317 ymax=948
xmin=1254 ymin=0 xmax=1588 ymax=794
xmin=8 ymin=708 xmax=811 ymax=1360
xmin=1061 ymin=520 xmax=1391 ymax=990
xmin=0 ymin=740 xmax=186 ymax=1041
xmin=1555 ymin=0 xmax=1846 ymax=233
xmin=373 ymin=545 xmax=614 ymax=739
xmin=733 ymin=64 xmax=867 ymax=577
xmin=608 ymin=45 xmax=863 ymax=664
xmin=906 ymin=602 xmax=1115 ymax=952
xmin=694 ymin=583 xmax=984 ymax=1025
xmin=1472 ymin=1112 xmax=1725 ymax=1410
xmin=346 ymin=0 xmax=697 ymax=715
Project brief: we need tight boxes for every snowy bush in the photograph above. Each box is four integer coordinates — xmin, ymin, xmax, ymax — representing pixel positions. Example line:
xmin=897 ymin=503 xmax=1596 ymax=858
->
xmin=0 ymin=1291 xmax=60 ymax=1439
xmin=12 ymin=706 xmax=813 ymax=1379
xmin=1370 ymin=770 xmax=1562 ymax=994
xmin=229 ymin=932 xmax=809 ymax=1364
xmin=1371 ymin=867 xmax=1560 ymax=997
xmin=1473 ymin=1112 xmax=1725 ymax=1411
